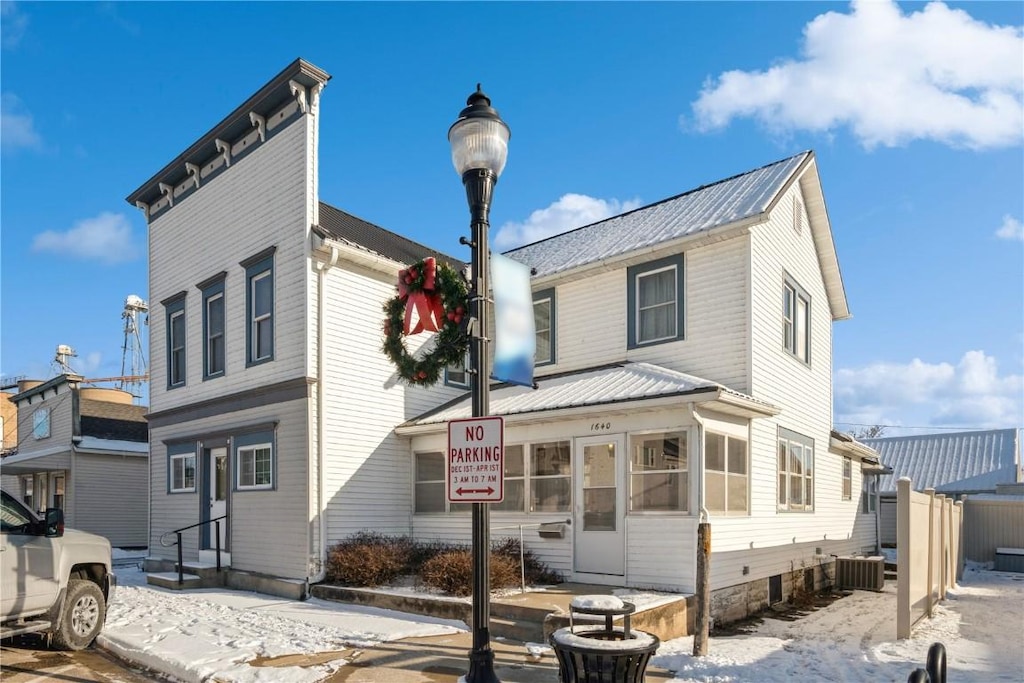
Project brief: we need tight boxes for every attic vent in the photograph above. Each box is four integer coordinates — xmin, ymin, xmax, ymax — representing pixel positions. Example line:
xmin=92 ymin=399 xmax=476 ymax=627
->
xmin=836 ymin=556 xmax=885 ymax=591
xmin=792 ymin=195 xmax=804 ymax=235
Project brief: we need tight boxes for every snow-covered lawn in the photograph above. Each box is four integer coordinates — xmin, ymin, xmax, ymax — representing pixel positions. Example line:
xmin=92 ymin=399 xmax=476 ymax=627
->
xmin=98 ymin=561 xmax=1024 ymax=682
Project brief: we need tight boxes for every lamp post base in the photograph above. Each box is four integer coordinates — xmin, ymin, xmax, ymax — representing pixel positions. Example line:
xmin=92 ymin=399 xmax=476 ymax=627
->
xmin=467 ymin=645 xmax=500 ymax=683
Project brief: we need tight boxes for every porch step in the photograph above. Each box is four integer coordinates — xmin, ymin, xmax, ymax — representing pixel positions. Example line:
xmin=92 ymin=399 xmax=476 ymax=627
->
xmin=490 ymin=615 xmax=545 ymax=643
xmin=146 ymin=571 xmax=225 ymax=590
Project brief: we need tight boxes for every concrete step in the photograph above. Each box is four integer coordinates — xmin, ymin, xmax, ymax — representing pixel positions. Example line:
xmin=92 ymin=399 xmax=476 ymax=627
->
xmin=490 ymin=615 xmax=545 ymax=643
xmin=147 ymin=572 xmax=225 ymax=590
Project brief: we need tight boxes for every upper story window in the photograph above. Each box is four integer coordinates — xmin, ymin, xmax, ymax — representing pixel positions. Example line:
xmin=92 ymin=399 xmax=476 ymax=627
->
xmin=162 ymin=291 xmax=187 ymax=389
xmin=444 ymin=352 xmax=469 ymax=389
xmin=533 ymin=288 xmax=555 ymax=366
xmin=241 ymin=247 xmax=276 ymax=367
xmin=32 ymin=408 xmax=50 ymax=439
xmin=778 ymin=428 xmax=814 ymax=511
xmin=198 ymin=272 xmax=227 ymax=380
xmin=627 ymin=255 xmax=684 ymax=349
xmin=705 ymin=432 xmax=748 ymax=515
xmin=630 ymin=431 xmax=688 ymax=512
xmin=783 ymin=276 xmax=810 ymax=364
xmin=842 ymin=457 xmax=852 ymax=500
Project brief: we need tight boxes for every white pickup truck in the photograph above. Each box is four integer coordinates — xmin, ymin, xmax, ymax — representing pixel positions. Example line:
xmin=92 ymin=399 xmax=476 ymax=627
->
xmin=1 ymin=488 xmax=116 ymax=649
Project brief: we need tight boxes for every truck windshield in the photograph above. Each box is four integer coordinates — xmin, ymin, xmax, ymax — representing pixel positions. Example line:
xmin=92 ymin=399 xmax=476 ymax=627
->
xmin=1 ymin=490 xmax=36 ymax=533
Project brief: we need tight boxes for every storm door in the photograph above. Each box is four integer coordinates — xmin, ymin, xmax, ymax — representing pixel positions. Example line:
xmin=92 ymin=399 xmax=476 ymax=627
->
xmin=203 ymin=447 xmax=229 ymax=551
xmin=573 ymin=434 xmax=626 ymax=576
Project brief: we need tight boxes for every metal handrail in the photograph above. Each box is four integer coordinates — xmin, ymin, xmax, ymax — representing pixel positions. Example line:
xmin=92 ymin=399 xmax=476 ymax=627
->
xmin=492 ymin=518 xmax=571 ymax=592
xmin=158 ymin=514 xmax=228 ymax=586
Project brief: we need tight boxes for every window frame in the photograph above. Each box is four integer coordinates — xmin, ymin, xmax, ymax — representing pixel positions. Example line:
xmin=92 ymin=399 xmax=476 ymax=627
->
xmin=862 ymin=474 xmax=878 ymax=514
xmin=777 ymin=428 xmax=814 ymax=512
xmin=627 ymin=254 xmax=684 ymax=349
xmin=167 ymin=443 xmax=197 ymax=494
xmin=529 ymin=440 xmax=572 ymax=513
xmin=414 ymin=451 xmax=446 ymax=514
xmin=163 ymin=291 xmax=187 ymax=389
xmin=444 ymin=352 xmax=470 ymax=389
xmin=241 ymin=248 xmax=276 ymax=367
xmin=199 ymin=272 xmax=227 ymax=380
xmin=32 ymin=408 xmax=51 ymax=440
xmin=783 ymin=275 xmax=811 ymax=365
xmin=628 ymin=430 xmax=689 ymax=514
xmin=842 ymin=457 xmax=853 ymax=500
xmin=533 ymin=288 xmax=555 ymax=366
xmin=704 ymin=431 xmax=749 ymax=516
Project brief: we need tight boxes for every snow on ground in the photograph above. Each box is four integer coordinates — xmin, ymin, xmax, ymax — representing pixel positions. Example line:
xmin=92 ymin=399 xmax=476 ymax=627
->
xmin=99 ymin=565 xmax=466 ymax=683
xmin=99 ymin=559 xmax=1024 ymax=683
xmin=654 ymin=564 xmax=1024 ymax=682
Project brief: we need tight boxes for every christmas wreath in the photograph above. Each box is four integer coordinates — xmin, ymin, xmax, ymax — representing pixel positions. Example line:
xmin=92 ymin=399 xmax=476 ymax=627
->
xmin=382 ymin=257 xmax=470 ymax=386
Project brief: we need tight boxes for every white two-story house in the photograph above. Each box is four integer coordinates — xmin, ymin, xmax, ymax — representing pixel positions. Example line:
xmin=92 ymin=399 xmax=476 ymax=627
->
xmin=129 ymin=58 xmax=881 ymax=621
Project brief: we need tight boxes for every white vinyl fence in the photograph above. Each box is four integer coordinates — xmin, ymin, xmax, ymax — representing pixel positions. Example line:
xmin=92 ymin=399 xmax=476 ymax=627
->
xmin=896 ymin=479 xmax=963 ymax=639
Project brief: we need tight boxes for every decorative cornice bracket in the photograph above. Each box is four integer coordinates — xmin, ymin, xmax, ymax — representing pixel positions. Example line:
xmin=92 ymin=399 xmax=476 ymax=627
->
xmin=158 ymin=182 xmax=175 ymax=207
xmin=249 ymin=111 xmax=267 ymax=142
xmin=215 ymin=139 xmax=232 ymax=168
xmin=135 ymin=201 xmax=151 ymax=221
xmin=185 ymin=162 xmax=201 ymax=190
xmin=310 ymin=82 xmax=324 ymax=116
xmin=289 ymin=80 xmax=308 ymax=114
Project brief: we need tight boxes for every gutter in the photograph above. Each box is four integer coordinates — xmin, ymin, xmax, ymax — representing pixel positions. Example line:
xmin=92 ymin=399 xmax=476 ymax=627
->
xmin=688 ymin=402 xmax=710 ymax=523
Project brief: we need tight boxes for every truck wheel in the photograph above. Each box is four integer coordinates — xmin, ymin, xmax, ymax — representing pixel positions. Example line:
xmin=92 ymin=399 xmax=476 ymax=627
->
xmin=51 ymin=579 xmax=105 ymax=650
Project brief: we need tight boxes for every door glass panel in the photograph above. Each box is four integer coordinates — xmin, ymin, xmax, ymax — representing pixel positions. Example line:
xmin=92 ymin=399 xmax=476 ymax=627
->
xmin=215 ymin=456 xmax=228 ymax=501
xmin=582 ymin=443 xmax=616 ymax=531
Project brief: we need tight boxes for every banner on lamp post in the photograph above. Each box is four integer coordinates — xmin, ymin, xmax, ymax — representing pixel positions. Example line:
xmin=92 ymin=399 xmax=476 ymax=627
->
xmin=490 ymin=252 xmax=535 ymax=387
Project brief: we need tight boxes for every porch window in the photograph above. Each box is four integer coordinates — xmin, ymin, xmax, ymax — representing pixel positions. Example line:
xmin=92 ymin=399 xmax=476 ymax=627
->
xmin=495 ymin=444 xmax=526 ymax=512
xmin=778 ymin=428 xmax=814 ymax=511
xmin=704 ymin=432 xmax=748 ymax=515
xmin=842 ymin=457 xmax=852 ymax=500
xmin=414 ymin=451 xmax=445 ymax=513
xmin=170 ymin=452 xmax=197 ymax=493
xmin=530 ymin=441 xmax=571 ymax=512
xmin=862 ymin=474 xmax=878 ymax=514
xmin=534 ymin=288 xmax=555 ymax=366
xmin=629 ymin=432 xmax=688 ymax=512
xmin=51 ymin=475 xmax=65 ymax=510
xmin=32 ymin=407 xmax=50 ymax=439
xmin=20 ymin=476 xmax=33 ymax=508
xmin=627 ymin=254 xmax=684 ymax=348
xmin=237 ymin=444 xmax=273 ymax=490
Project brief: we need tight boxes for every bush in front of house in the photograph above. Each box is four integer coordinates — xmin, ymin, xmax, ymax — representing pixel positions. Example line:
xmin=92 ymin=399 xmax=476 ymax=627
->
xmin=324 ymin=532 xmax=413 ymax=587
xmin=492 ymin=536 xmax=563 ymax=586
xmin=420 ymin=549 xmax=521 ymax=596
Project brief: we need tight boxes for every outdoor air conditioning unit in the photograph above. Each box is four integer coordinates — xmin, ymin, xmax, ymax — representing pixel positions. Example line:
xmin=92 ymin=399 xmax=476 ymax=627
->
xmin=835 ymin=556 xmax=886 ymax=591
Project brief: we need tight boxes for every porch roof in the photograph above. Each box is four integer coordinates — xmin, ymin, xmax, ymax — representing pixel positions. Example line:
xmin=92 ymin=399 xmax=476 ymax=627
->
xmin=398 ymin=362 xmax=779 ymax=433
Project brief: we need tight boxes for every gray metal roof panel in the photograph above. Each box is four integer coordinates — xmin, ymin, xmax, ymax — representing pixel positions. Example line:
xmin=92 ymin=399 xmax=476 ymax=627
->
xmin=504 ymin=152 xmax=809 ymax=277
xmin=405 ymin=362 xmax=759 ymax=426
xmin=864 ymin=428 xmax=1022 ymax=494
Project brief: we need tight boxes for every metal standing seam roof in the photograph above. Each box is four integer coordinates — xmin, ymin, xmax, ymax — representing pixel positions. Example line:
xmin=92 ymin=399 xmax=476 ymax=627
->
xmin=504 ymin=152 xmax=810 ymax=278
xmin=402 ymin=362 xmax=775 ymax=427
xmin=316 ymin=201 xmax=464 ymax=269
xmin=863 ymin=428 xmax=1022 ymax=494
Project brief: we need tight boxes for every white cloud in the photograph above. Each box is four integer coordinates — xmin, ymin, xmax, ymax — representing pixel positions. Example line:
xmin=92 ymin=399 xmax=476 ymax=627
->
xmin=494 ymin=193 xmax=642 ymax=249
xmin=835 ymin=350 xmax=1023 ymax=431
xmin=995 ymin=215 xmax=1023 ymax=241
xmin=1 ymin=92 xmax=41 ymax=152
xmin=32 ymin=212 xmax=141 ymax=264
xmin=1 ymin=2 xmax=28 ymax=50
xmin=690 ymin=0 xmax=1024 ymax=150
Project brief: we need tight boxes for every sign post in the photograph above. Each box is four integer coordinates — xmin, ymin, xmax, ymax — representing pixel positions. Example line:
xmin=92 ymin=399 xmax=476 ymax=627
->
xmin=447 ymin=416 xmax=504 ymax=504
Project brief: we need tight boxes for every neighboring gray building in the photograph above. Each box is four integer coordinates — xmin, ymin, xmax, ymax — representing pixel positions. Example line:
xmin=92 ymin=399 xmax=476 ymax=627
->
xmin=864 ymin=428 xmax=1022 ymax=545
xmin=0 ymin=375 xmax=149 ymax=547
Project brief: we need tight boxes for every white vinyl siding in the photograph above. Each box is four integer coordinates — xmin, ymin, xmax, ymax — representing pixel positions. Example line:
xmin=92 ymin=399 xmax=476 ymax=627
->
xmin=74 ymin=453 xmax=149 ymax=547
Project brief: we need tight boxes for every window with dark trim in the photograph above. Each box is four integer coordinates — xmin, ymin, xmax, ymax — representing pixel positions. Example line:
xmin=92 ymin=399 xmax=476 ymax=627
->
xmin=628 ymin=255 xmax=684 ymax=349
xmin=783 ymin=276 xmax=810 ymax=364
xmin=241 ymin=248 xmax=275 ymax=366
xmin=533 ymin=288 xmax=555 ymax=366
xmin=163 ymin=292 xmax=187 ymax=388
xmin=233 ymin=429 xmax=275 ymax=491
xmin=778 ymin=428 xmax=814 ymax=511
xmin=32 ymin=408 xmax=50 ymax=439
xmin=167 ymin=443 xmax=197 ymax=494
xmin=199 ymin=273 xmax=226 ymax=380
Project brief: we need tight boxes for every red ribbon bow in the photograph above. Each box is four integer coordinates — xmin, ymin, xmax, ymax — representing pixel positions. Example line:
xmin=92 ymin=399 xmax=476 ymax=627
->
xmin=397 ymin=257 xmax=445 ymax=335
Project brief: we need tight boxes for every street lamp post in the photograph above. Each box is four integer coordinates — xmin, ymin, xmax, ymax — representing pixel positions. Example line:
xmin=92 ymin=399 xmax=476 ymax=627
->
xmin=448 ymin=85 xmax=510 ymax=683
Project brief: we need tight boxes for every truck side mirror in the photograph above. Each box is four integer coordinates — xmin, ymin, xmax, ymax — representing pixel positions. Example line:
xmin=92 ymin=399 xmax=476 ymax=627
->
xmin=44 ymin=507 xmax=64 ymax=537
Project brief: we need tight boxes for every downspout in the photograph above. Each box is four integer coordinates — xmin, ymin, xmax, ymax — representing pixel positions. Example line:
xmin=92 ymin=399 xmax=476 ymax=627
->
xmin=308 ymin=245 xmax=340 ymax=594
xmin=873 ymin=471 xmax=882 ymax=555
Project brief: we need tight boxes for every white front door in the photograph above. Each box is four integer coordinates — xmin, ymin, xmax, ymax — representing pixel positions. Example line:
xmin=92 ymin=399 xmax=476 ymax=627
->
xmin=207 ymin=447 xmax=228 ymax=550
xmin=573 ymin=434 xmax=626 ymax=577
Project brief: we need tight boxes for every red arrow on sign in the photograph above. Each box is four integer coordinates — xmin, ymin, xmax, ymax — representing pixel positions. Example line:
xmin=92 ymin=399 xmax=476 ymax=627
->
xmin=456 ymin=487 xmax=495 ymax=496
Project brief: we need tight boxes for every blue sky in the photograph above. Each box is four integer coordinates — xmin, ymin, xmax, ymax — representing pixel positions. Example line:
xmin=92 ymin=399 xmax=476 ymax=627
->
xmin=1 ymin=1 xmax=1021 ymax=435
